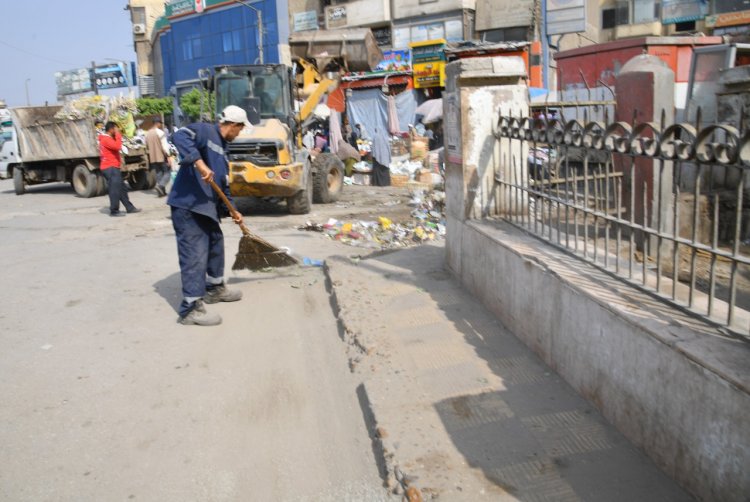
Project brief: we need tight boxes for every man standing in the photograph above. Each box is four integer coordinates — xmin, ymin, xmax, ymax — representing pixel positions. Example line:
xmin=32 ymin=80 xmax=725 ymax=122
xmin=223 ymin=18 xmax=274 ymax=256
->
xmin=99 ymin=121 xmax=140 ymax=217
xmin=168 ymin=105 xmax=249 ymax=326
xmin=370 ymin=127 xmax=391 ymax=186
xmin=145 ymin=118 xmax=171 ymax=197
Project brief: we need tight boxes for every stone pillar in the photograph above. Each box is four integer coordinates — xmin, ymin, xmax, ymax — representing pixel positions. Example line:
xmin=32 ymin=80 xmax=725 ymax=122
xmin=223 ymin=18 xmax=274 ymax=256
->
xmin=615 ymin=55 xmax=674 ymax=255
xmin=443 ymin=56 xmax=528 ymax=274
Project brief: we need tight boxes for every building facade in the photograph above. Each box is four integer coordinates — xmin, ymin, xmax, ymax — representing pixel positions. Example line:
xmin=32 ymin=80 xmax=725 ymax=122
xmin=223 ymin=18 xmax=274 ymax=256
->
xmin=127 ymin=0 xmax=168 ymax=96
xmin=127 ymin=0 xmax=750 ymax=100
xmin=289 ymin=0 xmax=475 ymax=49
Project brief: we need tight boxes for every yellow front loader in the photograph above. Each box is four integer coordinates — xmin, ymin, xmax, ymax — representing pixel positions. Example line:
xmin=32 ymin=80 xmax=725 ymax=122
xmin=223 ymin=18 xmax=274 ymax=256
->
xmin=202 ymin=28 xmax=382 ymax=214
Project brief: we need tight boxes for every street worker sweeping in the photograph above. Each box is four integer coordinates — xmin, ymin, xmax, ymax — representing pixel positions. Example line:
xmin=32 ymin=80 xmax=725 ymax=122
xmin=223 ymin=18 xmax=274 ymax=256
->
xmin=168 ymin=105 xmax=249 ymax=326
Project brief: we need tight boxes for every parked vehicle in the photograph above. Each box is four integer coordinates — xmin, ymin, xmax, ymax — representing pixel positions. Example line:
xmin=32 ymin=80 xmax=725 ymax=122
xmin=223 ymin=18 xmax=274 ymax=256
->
xmin=0 ymin=105 xmax=149 ymax=197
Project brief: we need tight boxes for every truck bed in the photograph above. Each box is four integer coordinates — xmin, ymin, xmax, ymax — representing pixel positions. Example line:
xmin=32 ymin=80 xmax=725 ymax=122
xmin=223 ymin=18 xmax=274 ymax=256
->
xmin=11 ymin=106 xmax=99 ymax=163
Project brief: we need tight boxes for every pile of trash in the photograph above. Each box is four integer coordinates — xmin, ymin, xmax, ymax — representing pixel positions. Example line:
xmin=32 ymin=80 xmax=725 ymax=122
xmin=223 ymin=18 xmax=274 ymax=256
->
xmin=298 ymin=189 xmax=446 ymax=249
xmin=389 ymin=156 xmax=425 ymax=178
xmin=55 ymin=95 xmax=139 ymax=137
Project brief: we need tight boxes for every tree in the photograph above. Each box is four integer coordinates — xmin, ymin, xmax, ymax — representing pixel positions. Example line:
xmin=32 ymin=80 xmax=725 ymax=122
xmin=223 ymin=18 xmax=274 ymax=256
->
xmin=179 ymin=88 xmax=215 ymax=122
xmin=136 ymin=97 xmax=173 ymax=117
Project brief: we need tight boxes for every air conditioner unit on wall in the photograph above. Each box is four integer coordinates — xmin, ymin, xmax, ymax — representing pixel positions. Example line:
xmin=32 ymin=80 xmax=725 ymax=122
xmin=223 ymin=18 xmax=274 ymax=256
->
xmin=133 ymin=24 xmax=146 ymax=35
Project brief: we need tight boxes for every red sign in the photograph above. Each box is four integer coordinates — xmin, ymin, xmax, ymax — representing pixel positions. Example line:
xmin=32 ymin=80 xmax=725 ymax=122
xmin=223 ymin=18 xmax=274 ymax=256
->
xmin=195 ymin=0 xmax=204 ymax=13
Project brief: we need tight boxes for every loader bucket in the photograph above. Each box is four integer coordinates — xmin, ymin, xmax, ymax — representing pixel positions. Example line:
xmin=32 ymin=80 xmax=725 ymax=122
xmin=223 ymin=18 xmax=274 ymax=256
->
xmin=289 ymin=28 xmax=383 ymax=72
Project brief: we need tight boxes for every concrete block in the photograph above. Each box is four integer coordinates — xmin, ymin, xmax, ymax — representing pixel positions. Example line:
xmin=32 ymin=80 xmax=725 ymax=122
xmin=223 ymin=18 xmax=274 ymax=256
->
xmin=446 ymin=56 xmax=526 ymax=83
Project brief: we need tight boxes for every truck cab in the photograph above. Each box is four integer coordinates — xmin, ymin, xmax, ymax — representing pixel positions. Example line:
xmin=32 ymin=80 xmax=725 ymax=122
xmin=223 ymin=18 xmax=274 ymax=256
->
xmin=0 ymin=103 xmax=19 ymax=180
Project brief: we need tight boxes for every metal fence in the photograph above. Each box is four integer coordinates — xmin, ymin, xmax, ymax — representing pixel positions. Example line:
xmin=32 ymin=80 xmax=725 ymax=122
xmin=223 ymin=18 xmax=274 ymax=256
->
xmin=493 ymin=106 xmax=750 ymax=339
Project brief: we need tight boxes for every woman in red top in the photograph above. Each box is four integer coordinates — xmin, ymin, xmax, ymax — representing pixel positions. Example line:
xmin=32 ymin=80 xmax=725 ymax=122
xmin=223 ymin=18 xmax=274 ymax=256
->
xmin=99 ymin=121 xmax=139 ymax=217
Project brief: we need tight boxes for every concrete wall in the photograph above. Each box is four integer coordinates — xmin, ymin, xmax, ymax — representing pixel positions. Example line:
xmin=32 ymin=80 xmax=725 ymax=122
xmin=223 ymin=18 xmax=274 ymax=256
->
xmin=444 ymin=55 xmax=750 ymax=502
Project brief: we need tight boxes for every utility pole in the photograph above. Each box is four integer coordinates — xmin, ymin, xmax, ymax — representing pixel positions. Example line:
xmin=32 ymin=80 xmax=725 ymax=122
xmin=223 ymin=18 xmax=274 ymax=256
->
xmin=24 ymin=78 xmax=31 ymax=106
xmin=232 ymin=0 xmax=264 ymax=64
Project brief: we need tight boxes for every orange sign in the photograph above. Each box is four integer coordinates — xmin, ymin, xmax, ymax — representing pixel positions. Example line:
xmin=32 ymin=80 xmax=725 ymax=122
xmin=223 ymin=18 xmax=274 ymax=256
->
xmin=708 ymin=9 xmax=750 ymax=28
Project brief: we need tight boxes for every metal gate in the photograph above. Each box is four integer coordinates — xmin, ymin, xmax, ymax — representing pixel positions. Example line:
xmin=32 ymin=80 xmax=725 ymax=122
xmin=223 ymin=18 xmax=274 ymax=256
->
xmin=494 ymin=104 xmax=750 ymax=339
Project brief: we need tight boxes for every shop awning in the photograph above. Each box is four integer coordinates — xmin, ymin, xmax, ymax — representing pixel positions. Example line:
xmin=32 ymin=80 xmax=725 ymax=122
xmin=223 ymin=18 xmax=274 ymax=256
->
xmin=340 ymin=72 xmax=413 ymax=90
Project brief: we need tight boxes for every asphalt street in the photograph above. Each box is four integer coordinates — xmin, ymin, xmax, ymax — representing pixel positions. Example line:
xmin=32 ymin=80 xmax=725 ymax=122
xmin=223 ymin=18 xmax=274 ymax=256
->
xmin=0 ymin=180 xmax=399 ymax=501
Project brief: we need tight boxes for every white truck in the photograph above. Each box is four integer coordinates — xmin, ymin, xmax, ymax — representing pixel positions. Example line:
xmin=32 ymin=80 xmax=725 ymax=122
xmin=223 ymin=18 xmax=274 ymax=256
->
xmin=0 ymin=104 xmax=149 ymax=197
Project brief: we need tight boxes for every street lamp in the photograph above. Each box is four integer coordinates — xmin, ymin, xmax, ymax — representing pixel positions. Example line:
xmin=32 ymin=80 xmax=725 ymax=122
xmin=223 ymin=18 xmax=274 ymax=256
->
xmin=24 ymin=78 xmax=30 ymax=106
xmin=232 ymin=0 xmax=264 ymax=64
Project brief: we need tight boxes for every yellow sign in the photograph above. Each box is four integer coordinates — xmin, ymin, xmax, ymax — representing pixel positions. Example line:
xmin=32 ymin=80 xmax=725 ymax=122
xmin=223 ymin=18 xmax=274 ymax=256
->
xmin=410 ymin=39 xmax=446 ymax=89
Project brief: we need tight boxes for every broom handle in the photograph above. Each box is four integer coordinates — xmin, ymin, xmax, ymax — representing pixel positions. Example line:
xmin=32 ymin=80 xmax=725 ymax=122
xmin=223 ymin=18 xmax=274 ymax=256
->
xmin=207 ymin=178 xmax=252 ymax=237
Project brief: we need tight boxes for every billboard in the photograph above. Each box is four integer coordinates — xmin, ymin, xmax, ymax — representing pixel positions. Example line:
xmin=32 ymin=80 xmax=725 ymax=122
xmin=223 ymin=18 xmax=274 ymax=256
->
xmin=94 ymin=62 xmax=135 ymax=90
xmin=55 ymin=62 xmax=136 ymax=97
xmin=55 ymin=68 xmax=93 ymax=96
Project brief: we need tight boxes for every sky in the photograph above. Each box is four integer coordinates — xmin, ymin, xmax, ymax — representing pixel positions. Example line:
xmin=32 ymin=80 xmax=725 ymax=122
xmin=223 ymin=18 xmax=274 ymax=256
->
xmin=0 ymin=0 xmax=137 ymax=107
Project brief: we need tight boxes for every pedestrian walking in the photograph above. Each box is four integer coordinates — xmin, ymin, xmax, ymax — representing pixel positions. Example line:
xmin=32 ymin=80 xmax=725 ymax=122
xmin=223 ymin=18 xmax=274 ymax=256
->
xmin=370 ymin=127 xmax=391 ymax=186
xmin=145 ymin=118 xmax=171 ymax=197
xmin=99 ymin=121 xmax=140 ymax=217
xmin=168 ymin=105 xmax=249 ymax=326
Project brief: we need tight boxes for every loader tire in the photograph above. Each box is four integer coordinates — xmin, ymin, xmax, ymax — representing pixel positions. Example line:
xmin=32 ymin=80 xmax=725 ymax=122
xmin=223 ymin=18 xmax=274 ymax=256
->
xmin=13 ymin=168 xmax=25 ymax=195
xmin=287 ymin=163 xmax=313 ymax=215
xmin=312 ymin=153 xmax=344 ymax=203
xmin=72 ymin=164 xmax=98 ymax=198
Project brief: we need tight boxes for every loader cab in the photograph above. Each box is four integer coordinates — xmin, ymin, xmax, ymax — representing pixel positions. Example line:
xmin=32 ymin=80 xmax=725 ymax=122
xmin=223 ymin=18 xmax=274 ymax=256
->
xmin=212 ymin=65 xmax=293 ymax=126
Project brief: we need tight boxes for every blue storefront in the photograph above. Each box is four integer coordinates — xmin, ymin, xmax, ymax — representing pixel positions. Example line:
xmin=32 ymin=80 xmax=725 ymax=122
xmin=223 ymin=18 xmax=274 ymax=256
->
xmin=157 ymin=0 xmax=288 ymax=105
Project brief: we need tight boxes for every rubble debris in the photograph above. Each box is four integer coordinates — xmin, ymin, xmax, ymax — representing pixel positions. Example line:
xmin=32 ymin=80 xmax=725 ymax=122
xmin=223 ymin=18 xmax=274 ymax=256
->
xmin=297 ymin=190 xmax=446 ymax=249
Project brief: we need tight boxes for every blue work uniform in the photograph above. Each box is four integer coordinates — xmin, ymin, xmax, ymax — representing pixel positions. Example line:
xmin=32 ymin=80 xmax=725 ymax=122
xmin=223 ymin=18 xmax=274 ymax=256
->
xmin=168 ymin=123 xmax=233 ymax=318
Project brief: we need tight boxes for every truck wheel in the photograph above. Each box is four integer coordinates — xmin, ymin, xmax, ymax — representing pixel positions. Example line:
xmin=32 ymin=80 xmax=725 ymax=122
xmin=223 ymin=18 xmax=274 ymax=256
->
xmin=95 ymin=171 xmax=108 ymax=196
xmin=13 ymin=168 xmax=25 ymax=195
xmin=312 ymin=153 xmax=344 ymax=203
xmin=287 ymin=165 xmax=313 ymax=215
xmin=128 ymin=170 xmax=149 ymax=191
xmin=72 ymin=164 xmax=98 ymax=198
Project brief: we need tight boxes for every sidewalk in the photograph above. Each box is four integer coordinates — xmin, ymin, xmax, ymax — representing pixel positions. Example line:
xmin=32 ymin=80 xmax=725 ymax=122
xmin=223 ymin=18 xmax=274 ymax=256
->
xmin=326 ymin=242 xmax=693 ymax=501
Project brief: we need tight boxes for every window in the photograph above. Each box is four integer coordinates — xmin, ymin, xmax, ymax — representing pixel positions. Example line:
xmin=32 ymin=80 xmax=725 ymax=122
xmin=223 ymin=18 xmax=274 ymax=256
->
xmin=602 ymin=9 xmax=617 ymax=29
xmin=633 ymin=0 xmax=659 ymax=23
xmin=393 ymin=18 xmax=465 ymax=49
xmin=481 ymin=26 xmax=529 ymax=43
xmin=131 ymin=6 xmax=146 ymax=25
xmin=674 ymin=20 xmax=696 ymax=32
xmin=182 ymin=36 xmax=202 ymax=60
xmin=607 ymin=0 xmax=661 ymax=26
xmin=222 ymin=31 xmax=242 ymax=52
xmin=616 ymin=1 xmax=630 ymax=24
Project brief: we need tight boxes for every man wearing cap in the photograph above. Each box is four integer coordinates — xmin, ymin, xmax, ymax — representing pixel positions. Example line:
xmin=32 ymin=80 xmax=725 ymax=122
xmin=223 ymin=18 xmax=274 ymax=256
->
xmin=168 ymin=105 xmax=251 ymax=326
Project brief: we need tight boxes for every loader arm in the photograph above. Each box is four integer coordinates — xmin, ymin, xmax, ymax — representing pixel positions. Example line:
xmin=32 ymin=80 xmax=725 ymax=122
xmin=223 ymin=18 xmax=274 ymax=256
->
xmin=295 ymin=58 xmax=339 ymax=125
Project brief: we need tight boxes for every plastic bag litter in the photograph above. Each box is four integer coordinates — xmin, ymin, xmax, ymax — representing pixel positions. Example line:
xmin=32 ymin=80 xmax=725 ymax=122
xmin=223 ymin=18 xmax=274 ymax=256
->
xmin=296 ymin=190 xmax=447 ymax=250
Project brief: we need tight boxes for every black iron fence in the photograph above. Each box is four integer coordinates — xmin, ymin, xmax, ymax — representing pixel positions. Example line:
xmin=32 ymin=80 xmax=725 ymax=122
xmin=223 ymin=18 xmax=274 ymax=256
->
xmin=493 ymin=107 xmax=750 ymax=339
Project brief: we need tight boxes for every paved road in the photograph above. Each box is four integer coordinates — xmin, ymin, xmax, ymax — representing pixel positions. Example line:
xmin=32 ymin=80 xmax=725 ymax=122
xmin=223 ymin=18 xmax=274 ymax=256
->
xmin=0 ymin=180 xmax=397 ymax=501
